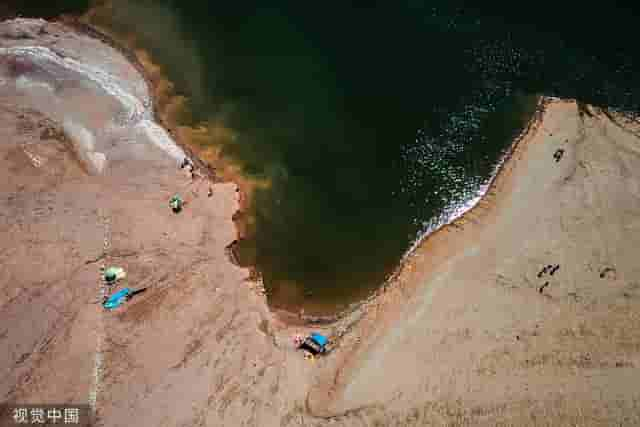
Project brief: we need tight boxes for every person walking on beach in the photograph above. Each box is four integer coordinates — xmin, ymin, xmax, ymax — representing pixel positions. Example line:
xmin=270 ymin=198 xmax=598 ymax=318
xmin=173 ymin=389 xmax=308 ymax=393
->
xmin=553 ymin=148 xmax=565 ymax=162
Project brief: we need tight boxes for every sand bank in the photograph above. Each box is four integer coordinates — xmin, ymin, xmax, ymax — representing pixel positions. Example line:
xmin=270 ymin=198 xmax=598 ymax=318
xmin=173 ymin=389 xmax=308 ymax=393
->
xmin=306 ymin=99 xmax=640 ymax=425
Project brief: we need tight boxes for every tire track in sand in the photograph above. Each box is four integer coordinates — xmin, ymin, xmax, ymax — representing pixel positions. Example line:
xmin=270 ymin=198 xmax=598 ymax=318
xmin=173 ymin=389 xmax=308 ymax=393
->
xmin=88 ymin=208 xmax=110 ymax=418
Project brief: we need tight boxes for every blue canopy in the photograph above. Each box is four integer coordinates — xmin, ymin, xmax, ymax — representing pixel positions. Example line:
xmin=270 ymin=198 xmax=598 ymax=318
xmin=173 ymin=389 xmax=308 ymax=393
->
xmin=103 ymin=287 xmax=131 ymax=310
xmin=310 ymin=333 xmax=328 ymax=347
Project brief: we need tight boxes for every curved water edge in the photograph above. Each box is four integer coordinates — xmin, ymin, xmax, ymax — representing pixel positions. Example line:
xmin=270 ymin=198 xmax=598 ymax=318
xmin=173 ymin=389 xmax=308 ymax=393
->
xmin=296 ymin=96 xmax=550 ymax=325
xmin=7 ymin=8 xmax=640 ymax=323
xmin=66 ymin=2 xmax=640 ymax=319
xmin=0 ymin=18 xmax=186 ymax=176
xmin=401 ymin=96 xmax=548 ymax=261
xmin=0 ymin=17 xmax=548 ymax=323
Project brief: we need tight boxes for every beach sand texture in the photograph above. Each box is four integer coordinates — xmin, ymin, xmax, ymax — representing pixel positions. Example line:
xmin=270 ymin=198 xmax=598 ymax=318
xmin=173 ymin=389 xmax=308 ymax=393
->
xmin=2 ymin=19 xmax=640 ymax=427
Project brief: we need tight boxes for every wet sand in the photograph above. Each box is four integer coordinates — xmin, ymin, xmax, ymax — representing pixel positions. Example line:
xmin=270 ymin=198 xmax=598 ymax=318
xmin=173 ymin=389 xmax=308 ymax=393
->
xmin=2 ymin=18 xmax=640 ymax=427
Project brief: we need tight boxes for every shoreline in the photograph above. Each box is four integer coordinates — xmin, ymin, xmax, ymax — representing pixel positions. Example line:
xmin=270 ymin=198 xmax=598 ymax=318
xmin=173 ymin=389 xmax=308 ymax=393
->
xmin=58 ymin=15 xmax=221 ymax=186
xmin=67 ymin=15 xmax=553 ymax=326
xmin=272 ymin=95 xmax=550 ymax=326
xmin=58 ymin=15 xmax=263 ymax=279
xmin=390 ymin=95 xmax=549 ymax=281
xmin=305 ymin=96 xmax=581 ymax=415
xmin=311 ymin=96 xmax=640 ymax=423
xmin=67 ymin=11 xmax=264 ymax=258
xmin=4 ymin=16 xmax=640 ymax=425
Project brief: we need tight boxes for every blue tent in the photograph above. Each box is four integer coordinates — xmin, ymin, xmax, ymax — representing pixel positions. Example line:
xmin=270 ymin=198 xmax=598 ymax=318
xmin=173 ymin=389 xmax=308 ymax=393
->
xmin=310 ymin=333 xmax=328 ymax=347
xmin=299 ymin=332 xmax=329 ymax=355
xmin=103 ymin=288 xmax=131 ymax=310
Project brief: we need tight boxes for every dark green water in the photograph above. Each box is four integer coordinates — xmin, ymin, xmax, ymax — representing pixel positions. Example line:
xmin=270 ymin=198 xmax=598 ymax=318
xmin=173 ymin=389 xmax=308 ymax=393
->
xmin=13 ymin=2 xmax=640 ymax=315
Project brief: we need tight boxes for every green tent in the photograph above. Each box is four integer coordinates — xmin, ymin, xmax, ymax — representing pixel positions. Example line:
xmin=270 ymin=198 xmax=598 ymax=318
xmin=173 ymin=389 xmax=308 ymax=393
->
xmin=170 ymin=195 xmax=183 ymax=212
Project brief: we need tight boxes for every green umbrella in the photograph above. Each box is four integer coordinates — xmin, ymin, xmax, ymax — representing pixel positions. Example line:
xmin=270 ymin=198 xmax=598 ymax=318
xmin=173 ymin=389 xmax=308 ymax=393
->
xmin=104 ymin=266 xmax=126 ymax=283
xmin=104 ymin=267 xmax=119 ymax=282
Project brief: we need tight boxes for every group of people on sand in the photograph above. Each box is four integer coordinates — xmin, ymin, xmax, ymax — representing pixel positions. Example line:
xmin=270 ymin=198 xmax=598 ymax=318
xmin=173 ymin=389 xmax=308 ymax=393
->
xmin=293 ymin=334 xmax=316 ymax=362
xmin=537 ymin=264 xmax=560 ymax=294
xmin=180 ymin=157 xmax=213 ymax=200
xmin=180 ymin=157 xmax=198 ymax=179
xmin=553 ymin=148 xmax=565 ymax=162
xmin=537 ymin=264 xmax=560 ymax=278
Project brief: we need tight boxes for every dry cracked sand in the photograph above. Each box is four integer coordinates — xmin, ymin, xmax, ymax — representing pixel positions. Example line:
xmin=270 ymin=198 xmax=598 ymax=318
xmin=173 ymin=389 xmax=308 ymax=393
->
xmin=1 ymin=19 xmax=640 ymax=427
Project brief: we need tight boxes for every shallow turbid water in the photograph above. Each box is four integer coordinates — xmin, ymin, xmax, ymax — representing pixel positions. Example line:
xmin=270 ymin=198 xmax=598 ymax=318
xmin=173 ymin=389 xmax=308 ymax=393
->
xmin=13 ymin=2 xmax=640 ymax=315
xmin=0 ymin=41 xmax=185 ymax=174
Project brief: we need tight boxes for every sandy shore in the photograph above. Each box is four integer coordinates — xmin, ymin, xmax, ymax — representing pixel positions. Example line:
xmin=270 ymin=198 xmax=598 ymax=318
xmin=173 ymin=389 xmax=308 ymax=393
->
xmin=2 ymin=18 xmax=640 ymax=427
xmin=306 ymin=99 xmax=640 ymax=425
